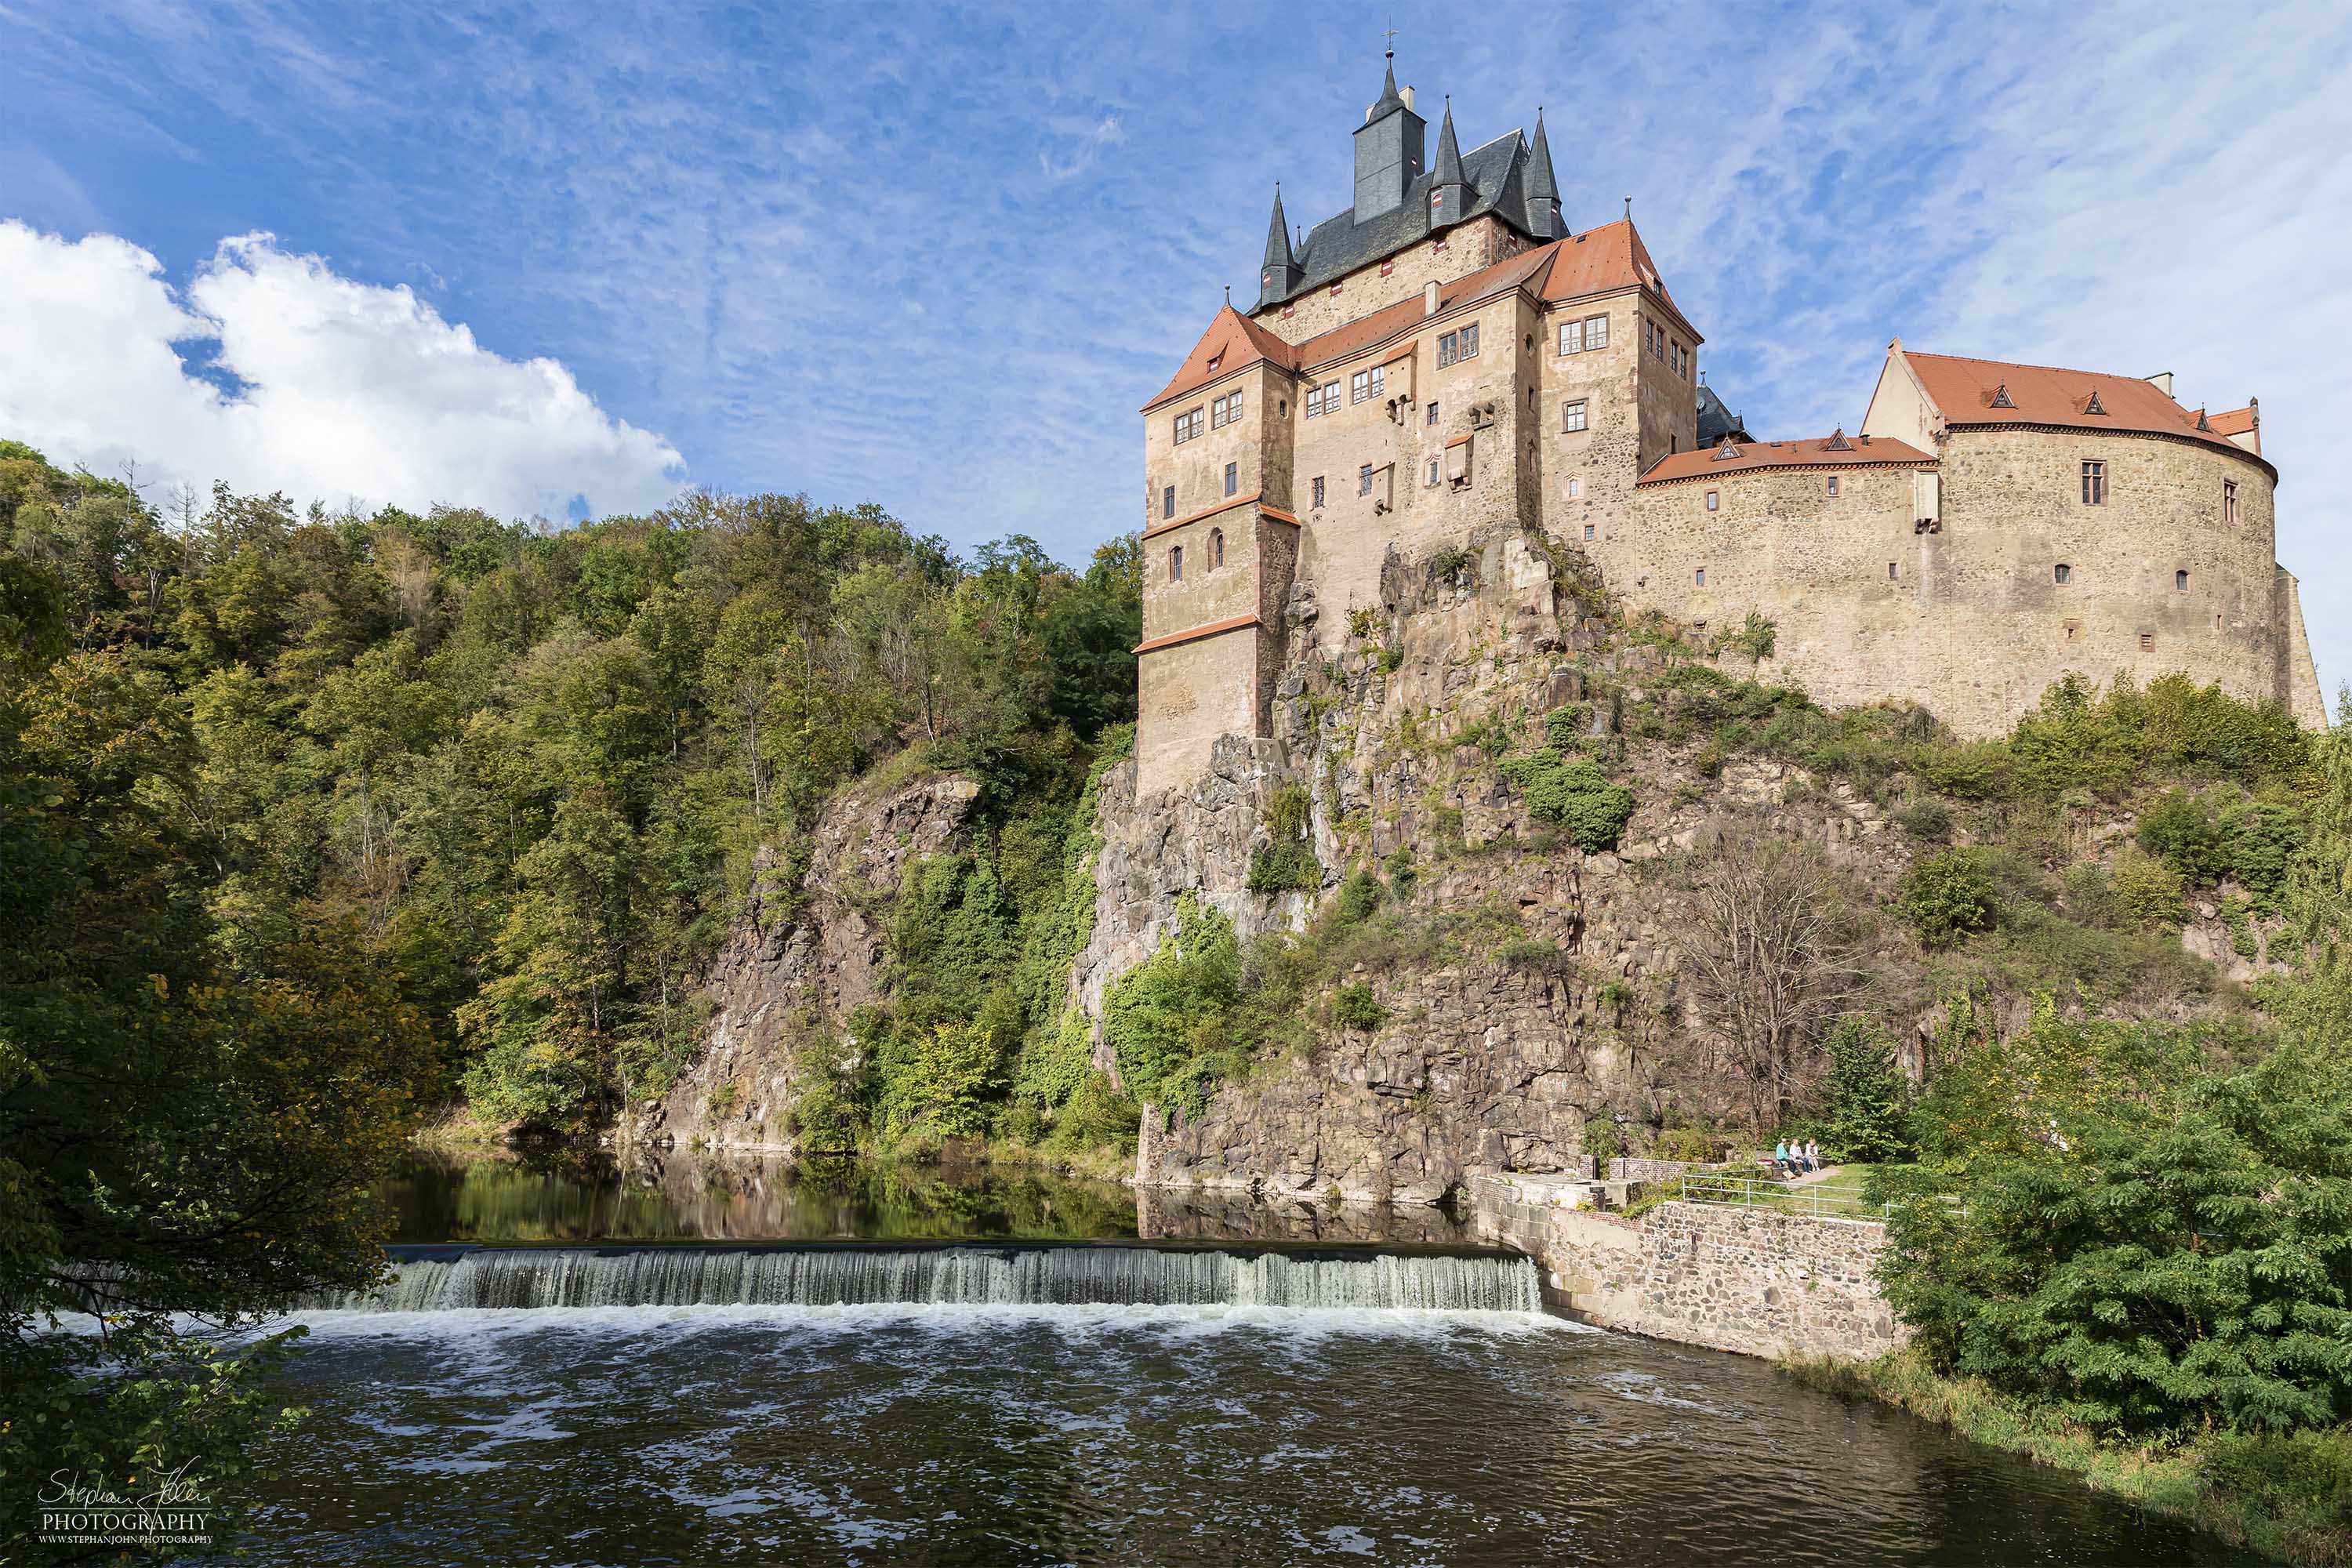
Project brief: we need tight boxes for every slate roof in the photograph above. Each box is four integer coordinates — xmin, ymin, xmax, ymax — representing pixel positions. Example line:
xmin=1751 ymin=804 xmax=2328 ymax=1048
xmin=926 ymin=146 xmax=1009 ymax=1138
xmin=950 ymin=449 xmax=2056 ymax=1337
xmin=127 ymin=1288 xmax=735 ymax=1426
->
xmin=1258 ymin=129 xmax=1551 ymax=309
xmin=1694 ymin=382 xmax=1751 ymax=447
xmin=1639 ymin=434 xmax=1936 ymax=486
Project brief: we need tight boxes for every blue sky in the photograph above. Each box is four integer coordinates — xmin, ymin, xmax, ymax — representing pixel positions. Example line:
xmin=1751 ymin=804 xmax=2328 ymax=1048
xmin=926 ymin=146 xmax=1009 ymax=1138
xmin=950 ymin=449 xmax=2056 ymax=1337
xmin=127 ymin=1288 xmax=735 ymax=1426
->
xmin=5 ymin=0 xmax=2350 ymax=689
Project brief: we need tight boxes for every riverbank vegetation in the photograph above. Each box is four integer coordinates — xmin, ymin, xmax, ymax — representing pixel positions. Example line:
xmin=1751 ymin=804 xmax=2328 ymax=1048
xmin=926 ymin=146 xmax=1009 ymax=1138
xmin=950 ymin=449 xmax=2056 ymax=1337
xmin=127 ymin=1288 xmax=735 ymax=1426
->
xmin=0 ymin=442 xmax=1138 ymax=1552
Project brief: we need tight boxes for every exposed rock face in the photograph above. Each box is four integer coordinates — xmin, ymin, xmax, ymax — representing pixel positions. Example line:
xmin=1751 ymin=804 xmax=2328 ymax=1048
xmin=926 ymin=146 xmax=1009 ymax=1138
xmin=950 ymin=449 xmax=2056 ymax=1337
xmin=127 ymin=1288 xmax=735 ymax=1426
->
xmin=1097 ymin=528 xmax=1923 ymax=1201
xmin=622 ymin=771 xmax=981 ymax=1152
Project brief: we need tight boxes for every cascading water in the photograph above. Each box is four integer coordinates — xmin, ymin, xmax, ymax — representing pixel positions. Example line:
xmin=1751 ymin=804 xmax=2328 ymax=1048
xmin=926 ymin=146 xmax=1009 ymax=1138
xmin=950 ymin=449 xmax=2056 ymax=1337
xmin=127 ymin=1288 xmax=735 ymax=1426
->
xmin=301 ymin=1243 xmax=1544 ymax=1313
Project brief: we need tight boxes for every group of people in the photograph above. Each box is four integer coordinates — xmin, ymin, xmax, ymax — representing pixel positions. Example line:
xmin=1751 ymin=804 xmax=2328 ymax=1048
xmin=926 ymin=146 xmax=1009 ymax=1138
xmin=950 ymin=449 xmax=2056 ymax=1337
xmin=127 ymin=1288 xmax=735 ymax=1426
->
xmin=1773 ymin=1138 xmax=1824 ymax=1179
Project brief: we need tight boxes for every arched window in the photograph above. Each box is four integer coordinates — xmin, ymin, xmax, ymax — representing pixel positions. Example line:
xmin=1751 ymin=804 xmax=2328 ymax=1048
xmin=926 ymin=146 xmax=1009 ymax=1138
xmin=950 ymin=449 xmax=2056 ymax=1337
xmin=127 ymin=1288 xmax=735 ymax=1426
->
xmin=2054 ymin=563 xmax=2072 ymax=584
xmin=1169 ymin=546 xmax=1183 ymax=583
xmin=2175 ymin=569 xmax=2190 ymax=592
xmin=1210 ymin=529 xmax=1225 ymax=569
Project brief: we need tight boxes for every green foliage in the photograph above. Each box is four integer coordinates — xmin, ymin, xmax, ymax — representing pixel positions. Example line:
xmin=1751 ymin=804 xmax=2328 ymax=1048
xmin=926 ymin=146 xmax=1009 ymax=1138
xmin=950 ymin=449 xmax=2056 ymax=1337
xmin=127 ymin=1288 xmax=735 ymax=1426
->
xmin=1501 ymin=721 xmax=1635 ymax=851
xmin=2140 ymin=789 xmax=2227 ymax=880
xmin=1816 ymin=1016 xmax=1911 ymax=1162
xmin=1330 ymin=982 xmax=1385 ymax=1031
xmin=1881 ymin=1009 xmax=2352 ymax=1443
xmin=1894 ymin=798 xmax=1953 ymax=842
xmin=1712 ymin=610 xmax=1777 ymax=664
xmin=1581 ymin=1114 xmax=1627 ymax=1163
xmin=1900 ymin=848 xmax=2002 ymax=946
xmin=1102 ymin=895 xmax=1242 ymax=1116
xmin=1334 ymin=866 xmax=1383 ymax=923
xmin=1247 ymin=782 xmax=1322 ymax=894
xmin=2107 ymin=846 xmax=2187 ymax=930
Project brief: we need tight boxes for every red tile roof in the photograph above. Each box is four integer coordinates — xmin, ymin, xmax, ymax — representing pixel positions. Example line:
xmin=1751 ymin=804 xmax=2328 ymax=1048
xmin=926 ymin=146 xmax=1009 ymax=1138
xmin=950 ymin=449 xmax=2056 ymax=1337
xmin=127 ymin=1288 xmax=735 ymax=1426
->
xmin=1540 ymin=219 xmax=1692 ymax=335
xmin=1148 ymin=217 xmax=1690 ymax=411
xmin=1904 ymin=351 xmax=2250 ymax=459
xmin=1142 ymin=305 xmax=1300 ymax=412
xmin=1639 ymin=434 xmax=1935 ymax=486
xmin=2208 ymin=405 xmax=2256 ymax=438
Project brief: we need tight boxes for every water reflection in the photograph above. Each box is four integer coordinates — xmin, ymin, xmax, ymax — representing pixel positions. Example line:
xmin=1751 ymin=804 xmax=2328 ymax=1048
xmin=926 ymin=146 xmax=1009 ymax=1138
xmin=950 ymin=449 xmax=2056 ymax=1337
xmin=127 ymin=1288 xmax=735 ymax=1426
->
xmin=383 ymin=1147 xmax=1147 ymax=1243
xmin=386 ymin=1148 xmax=1484 ymax=1247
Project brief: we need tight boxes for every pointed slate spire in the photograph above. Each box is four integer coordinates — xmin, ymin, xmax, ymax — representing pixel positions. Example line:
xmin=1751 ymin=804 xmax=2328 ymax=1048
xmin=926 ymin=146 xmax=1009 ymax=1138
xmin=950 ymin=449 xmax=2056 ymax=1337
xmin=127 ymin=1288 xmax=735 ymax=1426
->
xmin=1370 ymin=59 xmax=1407 ymax=119
xmin=1428 ymin=97 xmax=1469 ymax=228
xmin=1259 ymin=183 xmax=1301 ymax=304
xmin=1523 ymin=107 xmax=1561 ymax=239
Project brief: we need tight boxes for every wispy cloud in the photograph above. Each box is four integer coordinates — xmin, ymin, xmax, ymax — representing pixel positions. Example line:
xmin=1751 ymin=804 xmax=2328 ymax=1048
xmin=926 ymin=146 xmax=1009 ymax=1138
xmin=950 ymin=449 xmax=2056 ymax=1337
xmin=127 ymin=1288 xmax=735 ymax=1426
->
xmin=5 ymin=0 xmax=2349 ymax=689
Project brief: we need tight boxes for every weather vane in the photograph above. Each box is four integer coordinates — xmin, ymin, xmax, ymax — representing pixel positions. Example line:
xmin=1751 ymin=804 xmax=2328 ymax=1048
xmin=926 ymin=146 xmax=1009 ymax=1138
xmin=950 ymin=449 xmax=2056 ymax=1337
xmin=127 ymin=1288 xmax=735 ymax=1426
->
xmin=1383 ymin=19 xmax=1398 ymax=58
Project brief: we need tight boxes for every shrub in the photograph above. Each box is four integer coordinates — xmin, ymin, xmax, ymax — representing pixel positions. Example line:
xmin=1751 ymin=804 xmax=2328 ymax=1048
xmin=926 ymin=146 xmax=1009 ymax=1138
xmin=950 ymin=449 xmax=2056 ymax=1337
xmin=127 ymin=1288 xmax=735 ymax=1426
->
xmin=1334 ymin=867 xmax=1382 ymax=924
xmin=1385 ymin=843 xmax=1418 ymax=898
xmin=2139 ymin=789 xmax=2227 ymax=881
xmin=1900 ymin=848 xmax=2000 ymax=946
xmin=2109 ymin=846 xmax=2188 ymax=930
xmin=1506 ymin=753 xmax=1635 ymax=850
xmin=1894 ymin=799 xmax=1953 ymax=842
xmin=1102 ymin=895 xmax=1241 ymax=1114
xmin=1581 ymin=1114 xmax=1626 ymax=1163
xmin=1330 ymin=982 xmax=1385 ymax=1032
xmin=2222 ymin=798 xmax=2307 ymax=906
xmin=1880 ymin=1025 xmax=2352 ymax=1442
xmin=1247 ymin=782 xmax=1321 ymax=894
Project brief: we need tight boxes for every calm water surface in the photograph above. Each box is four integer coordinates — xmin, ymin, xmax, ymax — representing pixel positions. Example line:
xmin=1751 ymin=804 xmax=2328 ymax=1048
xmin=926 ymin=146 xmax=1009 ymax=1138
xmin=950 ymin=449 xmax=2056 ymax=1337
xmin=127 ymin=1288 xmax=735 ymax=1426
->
xmin=212 ymin=1152 xmax=2264 ymax=1567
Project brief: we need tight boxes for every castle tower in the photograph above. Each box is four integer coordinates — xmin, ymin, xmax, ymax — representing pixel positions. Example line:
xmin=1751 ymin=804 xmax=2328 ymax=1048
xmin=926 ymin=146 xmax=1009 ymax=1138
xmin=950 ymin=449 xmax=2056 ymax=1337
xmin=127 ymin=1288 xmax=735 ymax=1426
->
xmin=1352 ymin=60 xmax=1425 ymax=223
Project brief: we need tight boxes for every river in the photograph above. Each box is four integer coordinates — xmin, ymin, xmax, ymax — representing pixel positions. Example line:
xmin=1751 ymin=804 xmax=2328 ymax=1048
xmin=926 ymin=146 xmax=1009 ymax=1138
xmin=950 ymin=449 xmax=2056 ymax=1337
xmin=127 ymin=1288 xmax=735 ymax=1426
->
xmin=209 ymin=1149 xmax=2264 ymax=1566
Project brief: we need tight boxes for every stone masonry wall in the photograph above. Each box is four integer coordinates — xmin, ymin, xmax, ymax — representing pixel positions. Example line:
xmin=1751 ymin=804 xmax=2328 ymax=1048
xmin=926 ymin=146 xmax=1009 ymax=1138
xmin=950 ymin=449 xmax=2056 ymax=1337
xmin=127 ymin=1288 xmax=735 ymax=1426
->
xmin=1473 ymin=1188 xmax=1908 ymax=1362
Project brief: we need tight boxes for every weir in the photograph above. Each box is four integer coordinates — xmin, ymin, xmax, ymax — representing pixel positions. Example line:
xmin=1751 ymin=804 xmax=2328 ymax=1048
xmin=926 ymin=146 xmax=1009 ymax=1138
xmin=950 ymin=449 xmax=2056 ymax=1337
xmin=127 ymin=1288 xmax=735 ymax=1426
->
xmin=302 ymin=1241 xmax=1544 ymax=1313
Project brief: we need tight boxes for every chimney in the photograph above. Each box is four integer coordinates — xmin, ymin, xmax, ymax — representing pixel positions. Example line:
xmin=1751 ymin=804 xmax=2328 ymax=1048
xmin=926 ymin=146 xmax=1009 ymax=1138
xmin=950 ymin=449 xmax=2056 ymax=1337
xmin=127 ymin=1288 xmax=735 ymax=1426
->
xmin=1401 ymin=85 xmax=1414 ymax=110
xmin=1424 ymin=281 xmax=1440 ymax=317
xmin=2145 ymin=371 xmax=2174 ymax=397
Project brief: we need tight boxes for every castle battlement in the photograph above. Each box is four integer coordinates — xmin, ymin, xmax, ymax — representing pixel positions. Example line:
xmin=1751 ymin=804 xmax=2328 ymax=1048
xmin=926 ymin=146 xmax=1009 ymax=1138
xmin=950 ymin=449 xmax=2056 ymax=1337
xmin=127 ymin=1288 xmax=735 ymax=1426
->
xmin=1132 ymin=63 xmax=2321 ymax=798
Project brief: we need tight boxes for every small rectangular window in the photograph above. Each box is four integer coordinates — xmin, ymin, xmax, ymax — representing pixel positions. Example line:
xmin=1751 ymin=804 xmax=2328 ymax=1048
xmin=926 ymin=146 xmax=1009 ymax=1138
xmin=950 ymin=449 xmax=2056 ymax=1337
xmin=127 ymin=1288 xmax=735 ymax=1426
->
xmin=2139 ymin=631 xmax=2154 ymax=652
xmin=1561 ymin=399 xmax=1588 ymax=434
xmin=1162 ymin=486 xmax=1175 ymax=519
xmin=1704 ymin=490 xmax=1719 ymax=511
xmin=1169 ymin=546 xmax=1183 ymax=582
xmin=1359 ymin=463 xmax=1374 ymax=496
xmin=1174 ymin=408 xmax=1203 ymax=444
xmin=1438 ymin=332 xmax=1455 ymax=368
xmin=1558 ymin=318 xmax=1584 ymax=355
xmin=2055 ymin=563 xmax=2072 ymax=584
xmin=1888 ymin=561 xmax=1898 ymax=579
xmin=1426 ymin=459 xmax=1439 ymax=487
xmin=2224 ymin=481 xmax=2240 ymax=524
xmin=1568 ymin=477 xmax=1582 ymax=499
xmin=1209 ymin=390 xmax=1243 ymax=429
xmin=1460 ymin=322 xmax=1478 ymax=359
xmin=1225 ymin=462 xmax=1238 ymax=497
xmin=1584 ymin=314 xmax=1607 ymax=350
xmin=1695 ymin=567 xmax=1706 ymax=587
xmin=1426 ymin=401 xmax=1439 ymax=426
xmin=1827 ymin=474 xmax=1840 ymax=497
xmin=2175 ymin=568 xmax=2190 ymax=591
xmin=1311 ymin=476 xmax=1325 ymax=509
xmin=1583 ymin=524 xmax=1595 ymax=541
xmin=2082 ymin=460 xmax=2106 ymax=505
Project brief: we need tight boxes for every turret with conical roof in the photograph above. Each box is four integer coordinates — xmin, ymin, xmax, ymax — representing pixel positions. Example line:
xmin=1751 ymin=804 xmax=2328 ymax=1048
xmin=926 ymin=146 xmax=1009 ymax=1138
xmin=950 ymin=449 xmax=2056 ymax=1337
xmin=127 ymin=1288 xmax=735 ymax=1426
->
xmin=1259 ymin=184 xmax=1301 ymax=303
xmin=1351 ymin=53 xmax=1425 ymax=223
xmin=1523 ymin=109 xmax=1560 ymax=239
xmin=1426 ymin=98 xmax=1469 ymax=229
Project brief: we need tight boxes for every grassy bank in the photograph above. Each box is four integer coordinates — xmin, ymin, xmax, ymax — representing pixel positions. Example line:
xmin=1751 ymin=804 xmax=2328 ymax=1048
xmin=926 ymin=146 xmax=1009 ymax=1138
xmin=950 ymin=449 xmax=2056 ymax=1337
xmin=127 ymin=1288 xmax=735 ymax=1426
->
xmin=1787 ymin=1349 xmax=2351 ymax=1565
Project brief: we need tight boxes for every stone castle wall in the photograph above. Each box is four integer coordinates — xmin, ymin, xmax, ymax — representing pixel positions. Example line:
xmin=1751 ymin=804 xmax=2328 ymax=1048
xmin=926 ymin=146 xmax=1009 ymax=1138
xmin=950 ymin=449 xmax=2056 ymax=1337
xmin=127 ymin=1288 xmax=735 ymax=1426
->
xmin=1613 ymin=426 xmax=2303 ymax=736
xmin=1473 ymin=1187 xmax=1908 ymax=1362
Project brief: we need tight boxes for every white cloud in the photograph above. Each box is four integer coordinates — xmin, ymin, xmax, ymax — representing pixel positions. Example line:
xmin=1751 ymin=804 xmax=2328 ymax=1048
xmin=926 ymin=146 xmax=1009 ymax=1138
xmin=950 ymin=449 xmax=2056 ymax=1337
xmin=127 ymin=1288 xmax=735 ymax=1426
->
xmin=0 ymin=222 xmax=685 ymax=520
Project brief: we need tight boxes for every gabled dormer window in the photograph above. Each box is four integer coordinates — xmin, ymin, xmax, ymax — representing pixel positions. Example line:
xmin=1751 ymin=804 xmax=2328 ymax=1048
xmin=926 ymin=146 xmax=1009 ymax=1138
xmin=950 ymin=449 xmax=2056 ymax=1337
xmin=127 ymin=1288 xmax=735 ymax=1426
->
xmin=2084 ymin=389 xmax=2107 ymax=416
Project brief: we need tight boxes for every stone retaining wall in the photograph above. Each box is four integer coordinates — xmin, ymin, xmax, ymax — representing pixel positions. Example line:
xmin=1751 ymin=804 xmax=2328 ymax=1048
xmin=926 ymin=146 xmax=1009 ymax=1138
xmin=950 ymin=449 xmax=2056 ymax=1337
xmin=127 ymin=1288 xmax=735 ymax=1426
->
xmin=1472 ymin=1182 xmax=1907 ymax=1362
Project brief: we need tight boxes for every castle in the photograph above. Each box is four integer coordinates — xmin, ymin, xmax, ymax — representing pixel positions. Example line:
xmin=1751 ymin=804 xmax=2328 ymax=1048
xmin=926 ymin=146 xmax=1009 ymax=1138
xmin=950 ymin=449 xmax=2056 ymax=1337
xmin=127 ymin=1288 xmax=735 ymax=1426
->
xmin=1134 ymin=60 xmax=2324 ymax=797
